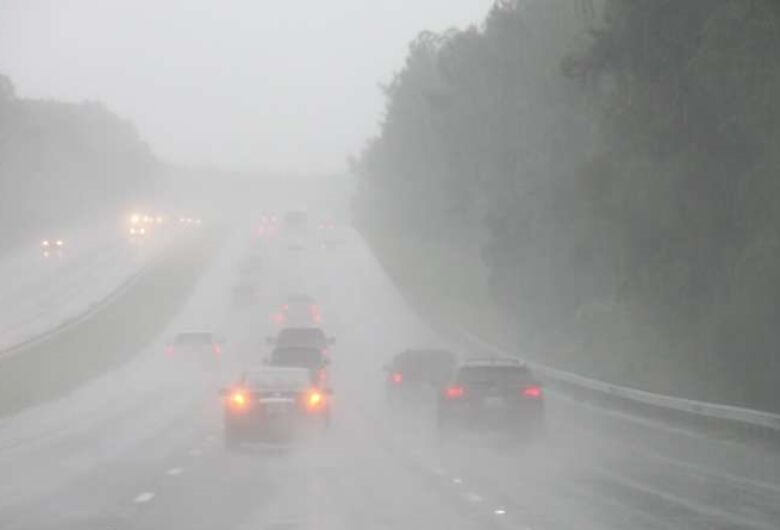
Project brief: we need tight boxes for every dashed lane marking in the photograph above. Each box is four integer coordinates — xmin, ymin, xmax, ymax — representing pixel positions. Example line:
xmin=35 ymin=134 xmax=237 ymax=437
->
xmin=166 ymin=467 xmax=183 ymax=476
xmin=133 ymin=492 xmax=156 ymax=504
xmin=465 ymin=492 xmax=483 ymax=503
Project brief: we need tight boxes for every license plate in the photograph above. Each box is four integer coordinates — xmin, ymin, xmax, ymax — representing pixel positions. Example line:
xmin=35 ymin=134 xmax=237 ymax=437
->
xmin=484 ymin=396 xmax=505 ymax=408
xmin=264 ymin=402 xmax=291 ymax=415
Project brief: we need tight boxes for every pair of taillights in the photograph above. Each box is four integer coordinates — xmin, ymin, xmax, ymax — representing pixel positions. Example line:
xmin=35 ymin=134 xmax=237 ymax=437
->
xmin=227 ymin=389 xmax=326 ymax=411
xmin=444 ymin=385 xmax=542 ymax=399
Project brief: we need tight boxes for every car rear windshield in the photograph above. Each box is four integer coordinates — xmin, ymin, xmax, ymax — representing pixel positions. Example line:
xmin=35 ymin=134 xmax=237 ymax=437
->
xmin=457 ymin=366 xmax=532 ymax=385
xmin=272 ymin=347 xmax=324 ymax=367
xmin=244 ymin=370 xmax=309 ymax=391
xmin=277 ymin=328 xmax=325 ymax=344
xmin=174 ymin=333 xmax=213 ymax=347
xmin=284 ymin=211 xmax=307 ymax=228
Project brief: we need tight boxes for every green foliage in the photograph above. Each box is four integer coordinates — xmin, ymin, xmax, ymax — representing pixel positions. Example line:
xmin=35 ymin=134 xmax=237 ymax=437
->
xmin=355 ymin=0 xmax=780 ymax=410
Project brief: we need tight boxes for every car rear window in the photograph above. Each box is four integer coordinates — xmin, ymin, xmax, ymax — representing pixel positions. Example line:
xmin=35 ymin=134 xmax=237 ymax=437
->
xmin=244 ymin=369 xmax=309 ymax=391
xmin=457 ymin=365 xmax=532 ymax=385
xmin=174 ymin=333 xmax=213 ymax=347
xmin=277 ymin=328 xmax=325 ymax=344
xmin=271 ymin=347 xmax=324 ymax=368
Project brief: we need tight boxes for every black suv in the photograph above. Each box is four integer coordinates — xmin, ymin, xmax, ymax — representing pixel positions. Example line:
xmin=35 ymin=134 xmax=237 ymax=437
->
xmin=269 ymin=345 xmax=331 ymax=387
xmin=267 ymin=327 xmax=334 ymax=350
xmin=437 ymin=358 xmax=544 ymax=439
xmin=384 ymin=349 xmax=456 ymax=407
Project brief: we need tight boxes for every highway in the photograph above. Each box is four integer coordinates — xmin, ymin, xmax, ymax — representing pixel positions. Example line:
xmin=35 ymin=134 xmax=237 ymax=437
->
xmin=0 ymin=223 xmax=162 ymax=353
xmin=0 ymin=222 xmax=778 ymax=530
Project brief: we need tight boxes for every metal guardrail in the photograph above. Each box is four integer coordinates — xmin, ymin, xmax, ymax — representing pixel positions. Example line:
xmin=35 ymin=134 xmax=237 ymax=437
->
xmin=460 ymin=330 xmax=780 ymax=432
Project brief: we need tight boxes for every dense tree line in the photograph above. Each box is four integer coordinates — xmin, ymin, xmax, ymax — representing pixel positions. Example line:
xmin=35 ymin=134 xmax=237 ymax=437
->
xmin=355 ymin=0 xmax=780 ymax=410
xmin=0 ymin=73 xmax=159 ymax=250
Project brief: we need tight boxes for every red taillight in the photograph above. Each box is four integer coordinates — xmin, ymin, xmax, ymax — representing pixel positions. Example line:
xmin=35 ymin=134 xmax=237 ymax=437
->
xmin=306 ymin=389 xmax=325 ymax=411
xmin=213 ymin=344 xmax=221 ymax=356
xmin=522 ymin=385 xmax=542 ymax=398
xmin=446 ymin=386 xmax=465 ymax=399
xmin=165 ymin=346 xmax=174 ymax=356
xmin=391 ymin=372 xmax=403 ymax=384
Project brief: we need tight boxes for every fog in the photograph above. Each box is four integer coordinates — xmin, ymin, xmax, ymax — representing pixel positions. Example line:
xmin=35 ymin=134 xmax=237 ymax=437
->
xmin=0 ymin=1 xmax=779 ymax=529
xmin=0 ymin=0 xmax=491 ymax=172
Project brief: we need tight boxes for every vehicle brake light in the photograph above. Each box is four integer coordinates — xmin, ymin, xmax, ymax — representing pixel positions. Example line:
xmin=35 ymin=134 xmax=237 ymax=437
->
xmin=522 ymin=386 xmax=542 ymax=398
xmin=213 ymin=344 xmax=221 ymax=356
xmin=446 ymin=386 xmax=465 ymax=399
xmin=391 ymin=372 xmax=403 ymax=384
xmin=229 ymin=390 xmax=249 ymax=409
xmin=165 ymin=345 xmax=174 ymax=356
xmin=306 ymin=390 xmax=325 ymax=410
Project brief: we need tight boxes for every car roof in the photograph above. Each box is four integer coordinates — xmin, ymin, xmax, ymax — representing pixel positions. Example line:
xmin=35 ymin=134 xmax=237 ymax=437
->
xmin=273 ymin=344 xmax=322 ymax=352
xmin=242 ymin=367 xmax=311 ymax=389
xmin=278 ymin=327 xmax=325 ymax=334
xmin=174 ymin=331 xmax=213 ymax=338
xmin=244 ymin=366 xmax=308 ymax=376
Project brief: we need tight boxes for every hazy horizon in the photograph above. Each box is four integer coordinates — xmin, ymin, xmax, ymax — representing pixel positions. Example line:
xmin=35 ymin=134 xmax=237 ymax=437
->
xmin=0 ymin=0 xmax=492 ymax=173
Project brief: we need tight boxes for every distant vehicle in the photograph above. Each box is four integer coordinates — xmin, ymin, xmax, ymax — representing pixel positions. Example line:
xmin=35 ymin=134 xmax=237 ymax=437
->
xmin=283 ymin=210 xmax=308 ymax=233
xmin=178 ymin=216 xmax=202 ymax=226
xmin=268 ymin=345 xmax=330 ymax=386
xmin=40 ymin=239 xmax=64 ymax=258
xmin=437 ymin=358 xmax=544 ymax=440
xmin=256 ymin=214 xmax=279 ymax=239
xmin=317 ymin=219 xmax=345 ymax=247
xmin=385 ymin=349 xmax=456 ymax=407
xmin=232 ymin=278 xmax=258 ymax=307
xmin=221 ymin=367 xmax=331 ymax=449
xmin=166 ymin=331 xmax=223 ymax=362
xmin=267 ymin=326 xmax=335 ymax=351
xmin=239 ymin=251 xmax=263 ymax=275
xmin=272 ymin=294 xmax=322 ymax=326
xmin=128 ymin=225 xmax=147 ymax=243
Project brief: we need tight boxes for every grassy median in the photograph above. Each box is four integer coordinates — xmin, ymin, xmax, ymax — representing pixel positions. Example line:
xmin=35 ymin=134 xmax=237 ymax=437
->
xmin=0 ymin=229 xmax=221 ymax=416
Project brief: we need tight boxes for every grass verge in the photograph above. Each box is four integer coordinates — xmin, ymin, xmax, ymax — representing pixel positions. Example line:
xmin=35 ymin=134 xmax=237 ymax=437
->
xmin=0 ymin=230 xmax=221 ymax=417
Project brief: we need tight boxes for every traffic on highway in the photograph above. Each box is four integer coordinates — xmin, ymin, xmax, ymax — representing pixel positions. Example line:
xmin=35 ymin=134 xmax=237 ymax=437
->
xmin=2 ymin=1 xmax=780 ymax=529
xmin=0 ymin=207 xmax=777 ymax=530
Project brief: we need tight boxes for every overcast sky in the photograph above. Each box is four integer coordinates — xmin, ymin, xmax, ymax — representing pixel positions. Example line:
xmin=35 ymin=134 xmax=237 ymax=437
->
xmin=0 ymin=0 xmax=491 ymax=173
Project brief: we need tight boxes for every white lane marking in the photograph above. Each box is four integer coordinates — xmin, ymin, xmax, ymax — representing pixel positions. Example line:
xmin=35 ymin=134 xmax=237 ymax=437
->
xmin=166 ymin=467 xmax=183 ymax=476
xmin=494 ymin=508 xmax=507 ymax=515
xmin=452 ymin=477 xmax=463 ymax=485
xmin=465 ymin=492 xmax=483 ymax=503
xmin=133 ymin=492 xmax=155 ymax=504
xmin=188 ymin=448 xmax=202 ymax=456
